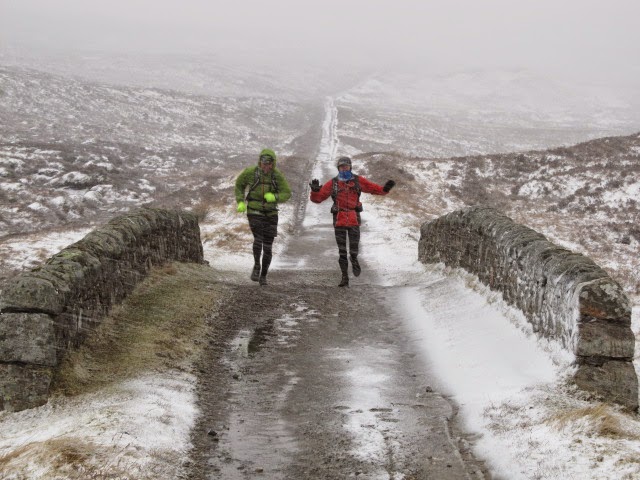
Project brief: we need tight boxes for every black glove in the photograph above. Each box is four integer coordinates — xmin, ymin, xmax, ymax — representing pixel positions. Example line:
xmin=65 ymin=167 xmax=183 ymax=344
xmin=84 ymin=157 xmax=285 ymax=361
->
xmin=383 ymin=180 xmax=395 ymax=192
xmin=309 ymin=179 xmax=321 ymax=192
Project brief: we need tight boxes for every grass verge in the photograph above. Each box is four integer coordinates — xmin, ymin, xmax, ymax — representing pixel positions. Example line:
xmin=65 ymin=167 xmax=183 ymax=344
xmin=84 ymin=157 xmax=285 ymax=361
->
xmin=51 ymin=261 xmax=226 ymax=397
xmin=546 ymin=403 xmax=640 ymax=440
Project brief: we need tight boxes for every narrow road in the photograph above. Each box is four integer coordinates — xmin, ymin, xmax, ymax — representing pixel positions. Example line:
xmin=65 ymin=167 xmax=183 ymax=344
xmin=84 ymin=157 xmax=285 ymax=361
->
xmin=186 ymin=237 xmax=487 ymax=478
xmin=185 ymin=99 xmax=487 ymax=479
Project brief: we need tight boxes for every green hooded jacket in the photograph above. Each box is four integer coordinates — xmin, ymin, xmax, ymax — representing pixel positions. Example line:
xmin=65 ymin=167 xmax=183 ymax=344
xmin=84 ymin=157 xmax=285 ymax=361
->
xmin=234 ymin=148 xmax=292 ymax=216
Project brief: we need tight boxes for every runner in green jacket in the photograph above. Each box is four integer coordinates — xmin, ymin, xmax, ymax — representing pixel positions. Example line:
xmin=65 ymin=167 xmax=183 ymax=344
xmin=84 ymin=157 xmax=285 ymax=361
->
xmin=235 ymin=148 xmax=291 ymax=285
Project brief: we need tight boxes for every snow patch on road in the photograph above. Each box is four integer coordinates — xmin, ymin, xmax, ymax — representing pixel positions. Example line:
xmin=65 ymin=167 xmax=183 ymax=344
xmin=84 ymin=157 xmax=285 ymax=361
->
xmin=329 ymin=346 xmax=406 ymax=479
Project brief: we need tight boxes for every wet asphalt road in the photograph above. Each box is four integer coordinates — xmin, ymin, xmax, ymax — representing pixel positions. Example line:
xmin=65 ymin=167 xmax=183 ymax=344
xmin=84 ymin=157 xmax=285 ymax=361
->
xmin=185 ymin=210 xmax=488 ymax=479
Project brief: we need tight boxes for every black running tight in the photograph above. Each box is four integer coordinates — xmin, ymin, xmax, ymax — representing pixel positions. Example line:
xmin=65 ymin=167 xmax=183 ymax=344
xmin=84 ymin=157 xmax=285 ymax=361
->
xmin=334 ymin=226 xmax=360 ymax=273
xmin=248 ymin=214 xmax=278 ymax=274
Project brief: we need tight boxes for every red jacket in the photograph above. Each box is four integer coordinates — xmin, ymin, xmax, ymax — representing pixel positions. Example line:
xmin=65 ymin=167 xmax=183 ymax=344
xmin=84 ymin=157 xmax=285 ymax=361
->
xmin=310 ymin=175 xmax=387 ymax=227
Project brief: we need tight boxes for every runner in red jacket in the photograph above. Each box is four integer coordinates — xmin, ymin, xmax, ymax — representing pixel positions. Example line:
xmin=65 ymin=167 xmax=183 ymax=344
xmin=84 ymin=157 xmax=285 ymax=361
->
xmin=309 ymin=156 xmax=395 ymax=287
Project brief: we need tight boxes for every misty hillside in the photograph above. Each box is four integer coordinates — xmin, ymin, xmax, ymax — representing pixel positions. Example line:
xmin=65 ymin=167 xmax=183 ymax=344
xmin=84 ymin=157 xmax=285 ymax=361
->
xmin=361 ymin=132 xmax=640 ymax=295
xmin=337 ymin=70 xmax=640 ymax=158
xmin=1 ymin=64 xmax=639 ymax=298
xmin=0 ymin=65 xmax=322 ymax=237
xmin=0 ymin=49 xmax=363 ymax=100
xmin=0 ymin=65 xmax=320 ymax=150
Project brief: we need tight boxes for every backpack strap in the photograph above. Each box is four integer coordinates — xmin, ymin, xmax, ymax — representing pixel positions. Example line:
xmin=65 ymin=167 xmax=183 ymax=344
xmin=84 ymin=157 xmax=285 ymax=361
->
xmin=245 ymin=167 xmax=261 ymax=202
xmin=331 ymin=175 xmax=361 ymax=211
xmin=353 ymin=175 xmax=361 ymax=196
xmin=246 ymin=167 xmax=279 ymax=203
xmin=331 ymin=177 xmax=338 ymax=202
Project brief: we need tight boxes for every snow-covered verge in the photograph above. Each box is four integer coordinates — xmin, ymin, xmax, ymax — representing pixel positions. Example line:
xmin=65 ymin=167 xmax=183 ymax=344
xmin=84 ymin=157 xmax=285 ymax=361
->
xmin=0 ymin=373 xmax=197 ymax=479
xmin=0 ymin=257 xmax=222 ymax=479
xmin=0 ymin=228 xmax=92 ymax=273
xmin=361 ymin=186 xmax=640 ymax=480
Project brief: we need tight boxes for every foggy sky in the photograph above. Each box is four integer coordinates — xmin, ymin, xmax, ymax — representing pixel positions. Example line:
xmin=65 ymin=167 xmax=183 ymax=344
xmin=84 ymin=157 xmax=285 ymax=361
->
xmin=2 ymin=0 xmax=639 ymax=83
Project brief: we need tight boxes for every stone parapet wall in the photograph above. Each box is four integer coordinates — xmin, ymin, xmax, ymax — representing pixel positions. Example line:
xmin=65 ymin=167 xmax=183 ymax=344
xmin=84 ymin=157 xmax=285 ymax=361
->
xmin=0 ymin=208 xmax=204 ymax=411
xmin=419 ymin=206 xmax=637 ymax=409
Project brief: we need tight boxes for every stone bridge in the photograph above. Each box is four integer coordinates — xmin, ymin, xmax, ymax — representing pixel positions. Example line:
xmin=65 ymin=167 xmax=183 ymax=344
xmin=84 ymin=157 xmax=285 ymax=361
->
xmin=1 ymin=206 xmax=636 ymax=411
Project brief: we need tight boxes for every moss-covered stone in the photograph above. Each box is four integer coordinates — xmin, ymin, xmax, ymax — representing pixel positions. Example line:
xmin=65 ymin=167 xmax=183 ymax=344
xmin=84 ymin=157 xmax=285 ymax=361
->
xmin=0 ymin=363 xmax=53 ymax=412
xmin=0 ymin=276 xmax=64 ymax=314
xmin=0 ymin=312 xmax=57 ymax=365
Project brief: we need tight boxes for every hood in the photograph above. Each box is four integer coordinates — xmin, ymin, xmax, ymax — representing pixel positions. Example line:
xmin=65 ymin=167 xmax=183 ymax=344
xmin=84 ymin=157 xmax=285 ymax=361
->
xmin=259 ymin=148 xmax=277 ymax=166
